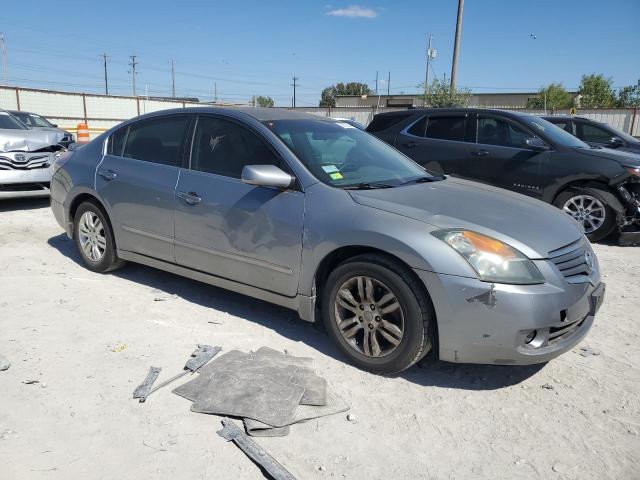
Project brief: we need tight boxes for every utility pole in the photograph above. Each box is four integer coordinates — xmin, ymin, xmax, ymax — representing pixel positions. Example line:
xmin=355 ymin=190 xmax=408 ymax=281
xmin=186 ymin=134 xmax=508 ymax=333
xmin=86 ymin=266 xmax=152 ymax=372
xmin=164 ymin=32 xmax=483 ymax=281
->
xmin=387 ymin=71 xmax=390 ymax=95
xmin=129 ymin=55 xmax=138 ymax=97
xmin=101 ymin=53 xmax=110 ymax=95
xmin=375 ymin=71 xmax=378 ymax=96
xmin=291 ymin=76 xmax=298 ymax=107
xmin=450 ymin=0 xmax=464 ymax=92
xmin=214 ymin=82 xmax=217 ymax=103
xmin=170 ymin=59 xmax=176 ymax=98
xmin=424 ymin=33 xmax=436 ymax=105
xmin=1 ymin=33 xmax=7 ymax=86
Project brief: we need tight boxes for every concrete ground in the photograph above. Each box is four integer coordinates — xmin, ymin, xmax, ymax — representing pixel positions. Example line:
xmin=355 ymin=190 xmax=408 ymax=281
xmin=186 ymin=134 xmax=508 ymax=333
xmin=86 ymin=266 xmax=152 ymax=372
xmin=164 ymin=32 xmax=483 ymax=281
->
xmin=1 ymin=197 xmax=639 ymax=480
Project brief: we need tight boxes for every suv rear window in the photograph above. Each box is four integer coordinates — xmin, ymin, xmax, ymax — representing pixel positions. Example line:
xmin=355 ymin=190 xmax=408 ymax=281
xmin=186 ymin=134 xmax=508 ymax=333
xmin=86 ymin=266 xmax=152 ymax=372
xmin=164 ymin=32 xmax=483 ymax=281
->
xmin=366 ymin=112 xmax=411 ymax=132
xmin=425 ymin=116 xmax=466 ymax=141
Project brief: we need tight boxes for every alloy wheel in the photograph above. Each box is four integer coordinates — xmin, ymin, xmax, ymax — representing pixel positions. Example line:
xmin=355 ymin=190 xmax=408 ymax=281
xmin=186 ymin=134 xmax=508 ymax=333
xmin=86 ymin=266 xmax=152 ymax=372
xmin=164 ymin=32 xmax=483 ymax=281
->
xmin=78 ymin=211 xmax=107 ymax=262
xmin=334 ymin=275 xmax=404 ymax=358
xmin=562 ymin=195 xmax=606 ymax=234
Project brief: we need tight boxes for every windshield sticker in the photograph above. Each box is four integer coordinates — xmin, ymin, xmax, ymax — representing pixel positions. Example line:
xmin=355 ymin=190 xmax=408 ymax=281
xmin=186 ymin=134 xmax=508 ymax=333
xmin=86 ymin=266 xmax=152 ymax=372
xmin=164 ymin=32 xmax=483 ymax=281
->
xmin=329 ymin=172 xmax=344 ymax=180
xmin=322 ymin=165 xmax=340 ymax=173
xmin=336 ymin=122 xmax=355 ymax=129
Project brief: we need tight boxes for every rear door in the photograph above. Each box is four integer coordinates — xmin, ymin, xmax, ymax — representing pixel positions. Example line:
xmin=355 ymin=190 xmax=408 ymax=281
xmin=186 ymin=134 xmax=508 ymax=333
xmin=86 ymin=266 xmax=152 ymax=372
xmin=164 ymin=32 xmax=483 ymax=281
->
xmin=394 ymin=113 xmax=471 ymax=176
xmin=174 ymin=115 xmax=305 ymax=297
xmin=96 ymin=115 xmax=192 ymax=262
xmin=466 ymin=113 xmax=548 ymax=199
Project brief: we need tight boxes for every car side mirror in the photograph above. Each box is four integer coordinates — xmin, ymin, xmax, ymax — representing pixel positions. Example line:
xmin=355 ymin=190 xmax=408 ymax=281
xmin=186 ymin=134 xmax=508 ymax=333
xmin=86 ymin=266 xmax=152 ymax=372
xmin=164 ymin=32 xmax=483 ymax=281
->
xmin=524 ymin=137 xmax=549 ymax=151
xmin=608 ymin=136 xmax=624 ymax=148
xmin=241 ymin=165 xmax=294 ymax=189
xmin=51 ymin=123 xmax=58 ymax=127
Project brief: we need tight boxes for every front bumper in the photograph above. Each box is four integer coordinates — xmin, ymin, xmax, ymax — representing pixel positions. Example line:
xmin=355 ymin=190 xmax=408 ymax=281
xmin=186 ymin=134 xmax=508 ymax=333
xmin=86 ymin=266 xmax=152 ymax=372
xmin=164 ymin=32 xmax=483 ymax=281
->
xmin=0 ymin=152 xmax=54 ymax=194
xmin=417 ymin=262 xmax=603 ymax=365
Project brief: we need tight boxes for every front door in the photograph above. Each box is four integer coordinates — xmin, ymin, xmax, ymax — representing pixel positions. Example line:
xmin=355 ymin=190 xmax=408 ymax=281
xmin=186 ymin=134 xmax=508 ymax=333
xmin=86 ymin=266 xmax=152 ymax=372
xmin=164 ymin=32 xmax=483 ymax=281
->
xmin=95 ymin=115 xmax=192 ymax=262
xmin=174 ymin=115 xmax=305 ymax=297
xmin=466 ymin=113 xmax=548 ymax=199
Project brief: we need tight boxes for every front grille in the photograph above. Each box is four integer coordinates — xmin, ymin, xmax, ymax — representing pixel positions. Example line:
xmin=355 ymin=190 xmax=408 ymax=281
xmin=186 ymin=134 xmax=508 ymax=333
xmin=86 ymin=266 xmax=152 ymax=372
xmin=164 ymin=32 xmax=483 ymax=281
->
xmin=548 ymin=238 xmax=594 ymax=283
xmin=548 ymin=317 xmax=586 ymax=345
xmin=0 ymin=154 xmax=50 ymax=170
xmin=0 ymin=182 xmax=49 ymax=192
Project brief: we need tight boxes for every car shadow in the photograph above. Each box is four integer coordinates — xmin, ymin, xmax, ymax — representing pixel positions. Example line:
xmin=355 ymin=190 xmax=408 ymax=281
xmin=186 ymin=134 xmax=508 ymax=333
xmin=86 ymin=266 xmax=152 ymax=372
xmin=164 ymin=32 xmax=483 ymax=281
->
xmin=0 ymin=196 xmax=50 ymax=212
xmin=47 ymin=233 xmax=545 ymax=391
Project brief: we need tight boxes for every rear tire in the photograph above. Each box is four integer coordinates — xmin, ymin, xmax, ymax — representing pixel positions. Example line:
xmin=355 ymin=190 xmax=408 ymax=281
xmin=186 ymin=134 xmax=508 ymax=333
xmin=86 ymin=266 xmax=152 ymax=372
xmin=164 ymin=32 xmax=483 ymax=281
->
xmin=553 ymin=186 xmax=617 ymax=242
xmin=73 ymin=200 xmax=124 ymax=273
xmin=321 ymin=254 xmax=434 ymax=374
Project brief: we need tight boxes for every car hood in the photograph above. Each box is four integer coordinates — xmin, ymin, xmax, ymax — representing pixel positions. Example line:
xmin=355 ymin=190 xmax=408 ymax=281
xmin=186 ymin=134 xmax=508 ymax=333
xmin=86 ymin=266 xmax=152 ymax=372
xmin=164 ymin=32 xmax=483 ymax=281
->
xmin=348 ymin=177 xmax=583 ymax=259
xmin=573 ymin=146 xmax=640 ymax=166
xmin=0 ymin=128 xmax=64 ymax=152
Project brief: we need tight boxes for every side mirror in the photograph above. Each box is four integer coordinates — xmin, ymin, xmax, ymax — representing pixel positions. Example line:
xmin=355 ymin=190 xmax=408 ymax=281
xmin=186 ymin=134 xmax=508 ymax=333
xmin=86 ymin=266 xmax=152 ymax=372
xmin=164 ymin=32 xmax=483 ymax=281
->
xmin=524 ymin=137 xmax=549 ymax=151
xmin=51 ymin=124 xmax=58 ymax=127
xmin=241 ymin=165 xmax=294 ymax=189
xmin=608 ymin=136 xmax=624 ymax=148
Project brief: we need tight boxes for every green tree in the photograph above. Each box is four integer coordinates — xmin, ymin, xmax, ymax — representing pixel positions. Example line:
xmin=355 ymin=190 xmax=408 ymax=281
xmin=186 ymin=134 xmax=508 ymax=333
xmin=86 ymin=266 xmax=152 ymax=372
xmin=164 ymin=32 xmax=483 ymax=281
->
xmin=319 ymin=82 xmax=374 ymax=107
xmin=617 ymin=79 xmax=640 ymax=107
xmin=578 ymin=74 xmax=616 ymax=108
xmin=421 ymin=77 xmax=471 ymax=108
xmin=526 ymin=83 xmax=573 ymax=109
xmin=255 ymin=95 xmax=274 ymax=107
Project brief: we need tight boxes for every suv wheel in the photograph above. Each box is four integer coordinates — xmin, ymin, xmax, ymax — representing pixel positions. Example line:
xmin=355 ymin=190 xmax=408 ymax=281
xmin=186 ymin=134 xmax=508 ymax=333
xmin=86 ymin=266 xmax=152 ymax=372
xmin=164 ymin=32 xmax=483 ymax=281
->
xmin=322 ymin=254 xmax=434 ymax=374
xmin=554 ymin=186 xmax=617 ymax=242
xmin=73 ymin=201 xmax=124 ymax=273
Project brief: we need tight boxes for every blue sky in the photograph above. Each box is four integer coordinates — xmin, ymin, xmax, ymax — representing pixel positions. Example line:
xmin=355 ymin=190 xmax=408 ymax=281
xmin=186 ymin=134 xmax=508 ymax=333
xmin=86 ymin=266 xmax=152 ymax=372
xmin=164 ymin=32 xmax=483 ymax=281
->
xmin=2 ymin=0 xmax=639 ymax=105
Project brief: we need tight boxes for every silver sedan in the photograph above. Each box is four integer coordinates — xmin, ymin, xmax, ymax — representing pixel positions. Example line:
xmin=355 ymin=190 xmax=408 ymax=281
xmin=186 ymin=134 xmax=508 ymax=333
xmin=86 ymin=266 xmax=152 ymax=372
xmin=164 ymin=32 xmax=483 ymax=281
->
xmin=50 ymin=108 xmax=605 ymax=373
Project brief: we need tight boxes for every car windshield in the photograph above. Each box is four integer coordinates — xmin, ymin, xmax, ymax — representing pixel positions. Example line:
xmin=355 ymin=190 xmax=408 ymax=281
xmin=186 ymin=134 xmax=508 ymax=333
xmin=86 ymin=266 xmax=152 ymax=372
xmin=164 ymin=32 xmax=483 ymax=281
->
xmin=14 ymin=112 xmax=54 ymax=128
xmin=523 ymin=116 xmax=589 ymax=148
xmin=0 ymin=112 xmax=28 ymax=130
xmin=602 ymin=124 xmax=638 ymax=143
xmin=264 ymin=119 xmax=434 ymax=187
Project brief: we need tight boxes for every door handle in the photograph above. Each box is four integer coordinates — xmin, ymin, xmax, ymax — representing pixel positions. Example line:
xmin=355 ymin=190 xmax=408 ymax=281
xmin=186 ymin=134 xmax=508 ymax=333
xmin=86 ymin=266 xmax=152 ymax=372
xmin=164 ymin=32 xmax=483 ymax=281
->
xmin=470 ymin=150 xmax=490 ymax=157
xmin=177 ymin=191 xmax=202 ymax=205
xmin=403 ymin=141 xmax=418 ymax=148
xmin=98 ymin=169 xmax=117 ymax=180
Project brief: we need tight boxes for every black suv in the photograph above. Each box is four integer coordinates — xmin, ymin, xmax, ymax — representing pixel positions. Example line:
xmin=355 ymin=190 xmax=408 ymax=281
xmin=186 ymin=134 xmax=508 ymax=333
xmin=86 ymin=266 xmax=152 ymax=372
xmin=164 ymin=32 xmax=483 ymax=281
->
xmin=367 ymin=108 xmax=640 ymax=243
xmin=543 ymin=115 xmax=640 ymax=154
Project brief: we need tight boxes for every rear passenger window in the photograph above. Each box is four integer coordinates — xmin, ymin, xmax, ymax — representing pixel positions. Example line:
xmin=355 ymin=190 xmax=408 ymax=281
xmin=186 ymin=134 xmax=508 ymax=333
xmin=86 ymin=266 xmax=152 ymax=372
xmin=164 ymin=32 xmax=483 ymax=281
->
xmin=123 ymin=115 xmax=190 ymax=166
xmin=109 ymin=126 xmax=128 ymax=156
xmin=425 ymin=116 xmax=466 ymax=141
xmin=191 ymin=116 xmax=282 ymax=179
xmin=407 ymin=116 xmax=427 ymax=137
xmin=477 ymin=116 xmax=530 ymax=148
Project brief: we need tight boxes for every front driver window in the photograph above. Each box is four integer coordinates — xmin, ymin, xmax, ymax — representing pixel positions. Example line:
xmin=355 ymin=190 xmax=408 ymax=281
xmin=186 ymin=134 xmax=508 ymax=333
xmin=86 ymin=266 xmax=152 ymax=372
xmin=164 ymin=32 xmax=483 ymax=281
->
xmin=191 ymin=116 xmax=282 ymax=178
xmin=477 ymin=116 xmax=530 ymax=148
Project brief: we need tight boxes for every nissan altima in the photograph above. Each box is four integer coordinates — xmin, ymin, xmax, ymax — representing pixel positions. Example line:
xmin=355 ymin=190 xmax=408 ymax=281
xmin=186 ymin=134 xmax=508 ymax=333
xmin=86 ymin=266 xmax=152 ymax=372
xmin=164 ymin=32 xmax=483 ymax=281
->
xmin=50 ymin=108 xmax=605 ymax=373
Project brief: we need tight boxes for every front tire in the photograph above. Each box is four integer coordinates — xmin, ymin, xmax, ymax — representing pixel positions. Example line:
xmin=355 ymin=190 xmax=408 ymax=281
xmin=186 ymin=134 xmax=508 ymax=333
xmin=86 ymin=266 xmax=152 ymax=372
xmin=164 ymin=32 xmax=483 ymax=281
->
xmin=73 ymin=201 xmax=124 ymax=273
xmin=553 ymin=186 xmax=617 ymax=242
xmin=322 ymin=254 xmax=434 ymax=374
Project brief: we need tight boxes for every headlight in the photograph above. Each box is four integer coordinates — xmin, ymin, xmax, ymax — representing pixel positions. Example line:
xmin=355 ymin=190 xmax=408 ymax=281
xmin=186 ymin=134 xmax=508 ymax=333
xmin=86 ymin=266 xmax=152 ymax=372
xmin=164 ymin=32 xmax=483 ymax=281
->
xmin=625 ymin=166 xmax=640 ymax=179
xmin=433 ymin=230 xmax=544 ymax=284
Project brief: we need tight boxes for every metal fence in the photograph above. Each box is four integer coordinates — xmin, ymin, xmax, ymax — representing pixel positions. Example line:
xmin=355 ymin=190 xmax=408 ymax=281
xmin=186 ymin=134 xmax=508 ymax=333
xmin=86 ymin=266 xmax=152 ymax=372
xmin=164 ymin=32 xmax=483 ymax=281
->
xmin=1 ymin=86 xmax=638 ymax=140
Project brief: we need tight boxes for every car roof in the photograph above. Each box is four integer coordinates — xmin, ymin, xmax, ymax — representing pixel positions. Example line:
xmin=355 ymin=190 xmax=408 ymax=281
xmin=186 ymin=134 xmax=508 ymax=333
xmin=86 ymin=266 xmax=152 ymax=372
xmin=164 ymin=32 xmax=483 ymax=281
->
xmin=542 ymin=115 xmax=592 ymax=121
xmin=130 ymin=106 xmax=334 ymax=123
xmin=373 ymin=108 xmax=530 ymax=118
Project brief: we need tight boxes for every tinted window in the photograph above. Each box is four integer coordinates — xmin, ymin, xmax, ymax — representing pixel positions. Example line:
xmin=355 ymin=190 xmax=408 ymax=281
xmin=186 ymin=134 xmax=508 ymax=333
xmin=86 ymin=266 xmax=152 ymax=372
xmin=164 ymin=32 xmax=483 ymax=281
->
xmin=477 ymin=116 xmax=530 ymax=148
xmin=425 ymin=116 xmax=466 ymax=141
xmin=578 ymin=122 xmax=612 ymax=143
xmin=0 ymin=112 xmax=28 ymax=130
xmin=407 ymin=116 xmax=427 ymax=137
xmin=546 ymin=119 xmax=573 ymax=134
xmin=109 ymin=126 xmax=128 ymax=156
xmin=191 ymin=116 xmax=281 ymax=178
xmin=123 ymin=115 xmax=190 ymax=166
xmin=366 ymin=113 xmax=412 ymax=132
xmin=522 ymin=117 xmax=588 ymax=148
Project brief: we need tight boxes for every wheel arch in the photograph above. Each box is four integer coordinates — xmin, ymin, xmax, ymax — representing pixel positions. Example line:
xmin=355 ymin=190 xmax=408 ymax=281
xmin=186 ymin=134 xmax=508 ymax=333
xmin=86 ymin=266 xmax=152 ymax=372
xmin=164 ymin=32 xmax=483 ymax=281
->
xmin=67 ymin=191 xmax=117 ymax=244
xmin=551 ymin=180 xmax=625 ymax=215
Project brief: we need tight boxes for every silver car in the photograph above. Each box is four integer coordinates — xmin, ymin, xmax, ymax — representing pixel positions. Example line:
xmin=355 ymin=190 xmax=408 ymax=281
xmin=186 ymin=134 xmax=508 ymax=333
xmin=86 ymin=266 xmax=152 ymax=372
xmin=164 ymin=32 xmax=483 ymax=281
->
xmin=8 ymin=110 xmax=75 ymax=147
xmin=50 ymin=108 xmax=605 ymax=373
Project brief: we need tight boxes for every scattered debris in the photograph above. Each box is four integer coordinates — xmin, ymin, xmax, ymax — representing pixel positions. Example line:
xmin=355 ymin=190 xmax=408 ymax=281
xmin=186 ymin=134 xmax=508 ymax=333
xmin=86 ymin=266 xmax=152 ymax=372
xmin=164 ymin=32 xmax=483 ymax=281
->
xmin=347 ymin=413 xmax=356 ymax=422
xmin=173 ymin=347 xmax=348 ymax=437
xmin=111 ymin=344 xmax=128 ymax=353
xmin=578 ymin=346 xmax=600 ymax=357
xmin=541 ymin=383 xmax=554 ymax=390
xmin=22 ymin=380 xmax=39 ymax=385
xmin=0 ymin=354 xmax=10 ymax=371
xmin=133 ymin=367 xmax=162 ymax=402
xmin=217 ymin=418 xmax=297 ymax=480
xmin=135 ymin=345 xmax=221 ymax=402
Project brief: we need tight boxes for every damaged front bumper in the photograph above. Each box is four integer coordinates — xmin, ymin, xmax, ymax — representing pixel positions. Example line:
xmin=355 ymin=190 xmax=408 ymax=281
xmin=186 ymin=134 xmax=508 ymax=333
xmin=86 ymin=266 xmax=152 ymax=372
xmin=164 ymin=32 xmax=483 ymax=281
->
xmin=416 ymin=254 xmax=603 ymax=365
xmin=616 ymin=182 xmax=640 ymax=245
xmin=0 ymin=151 xmax=56 ymax=194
